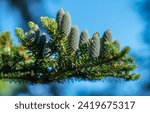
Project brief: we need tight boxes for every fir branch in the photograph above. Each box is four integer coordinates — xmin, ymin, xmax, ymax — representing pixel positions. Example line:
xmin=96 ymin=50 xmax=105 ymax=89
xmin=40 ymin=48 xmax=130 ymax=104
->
xmin=0 ymin=8 xmax=141 ymax=84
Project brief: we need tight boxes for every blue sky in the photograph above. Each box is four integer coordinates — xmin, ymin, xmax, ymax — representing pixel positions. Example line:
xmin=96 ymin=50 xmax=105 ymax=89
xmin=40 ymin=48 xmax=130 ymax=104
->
xmin=0 ymin=0 xmax=146 ymax=52
xmin=0 ymin=0 xmax=149 ymax=95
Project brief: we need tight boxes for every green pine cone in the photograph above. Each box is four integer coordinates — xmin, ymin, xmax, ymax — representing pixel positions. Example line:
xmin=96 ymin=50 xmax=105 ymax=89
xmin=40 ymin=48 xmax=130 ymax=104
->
xmin=56 ymin=8 xmax=65 ymax=30
xmin=89 ymin=32 xmax=100 ymax=58
xmin=79 ymin=30 xmax=89 ymax=46
xmin=68 ymin=26 xmax=80 ymax=52
xmin=60 ymin=12 xmax=71 ymax=37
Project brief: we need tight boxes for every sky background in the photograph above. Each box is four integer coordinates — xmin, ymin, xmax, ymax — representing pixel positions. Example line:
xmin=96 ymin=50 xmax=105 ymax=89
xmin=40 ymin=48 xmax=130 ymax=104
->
xmin=0 ymin=0 xmax=149 ymax=96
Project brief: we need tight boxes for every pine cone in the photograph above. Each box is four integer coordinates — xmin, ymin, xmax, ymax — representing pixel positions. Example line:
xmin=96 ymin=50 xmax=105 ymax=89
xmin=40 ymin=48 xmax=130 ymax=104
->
xmin=89 ymin=32 xmax=100 ymax=58
xmin=37 ymin=33 xmax=46 ymax=55
xmin=56 ymin=8 xmax=65 ymax=30
xmin=68 ymin=26 xmax=80 ymax=52
xmin=60 ymin=12 xmax=71 ymax=37
xmin=79 ymin=30 xmax=89 ymax=46
xmin=102 ymin=29 xmax=112 ymax=42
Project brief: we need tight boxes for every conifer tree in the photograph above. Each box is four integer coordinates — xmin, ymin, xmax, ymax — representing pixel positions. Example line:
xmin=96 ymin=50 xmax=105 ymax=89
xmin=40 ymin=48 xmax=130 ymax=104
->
xmin=0 ymin=8 xmax=140 ymax=84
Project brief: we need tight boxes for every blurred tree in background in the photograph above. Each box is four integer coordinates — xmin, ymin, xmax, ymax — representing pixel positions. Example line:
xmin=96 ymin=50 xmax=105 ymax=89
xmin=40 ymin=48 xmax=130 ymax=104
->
xmin=136 ymin=0 xmax=150 ymax=94
xmin=0 ymin=0 xmax=61 ymax=96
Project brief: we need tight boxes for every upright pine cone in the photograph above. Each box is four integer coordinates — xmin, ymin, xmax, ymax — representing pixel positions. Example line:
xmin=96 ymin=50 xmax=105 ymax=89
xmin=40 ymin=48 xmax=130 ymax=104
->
xmin=37 ymin=33 xmax=46 ymax=56
xmin=102 ymin=29 xmax=112 ymax=42
xmin=56 ymin=8 xmax=65 ymax=30
xmin=60 ymin=12 xmax=71 ymax=37
xmin=100 ymin=29 xmax=112 ymax=57
xmin=68 ymin=26 xmax=80 ymax=52
xmin=79 ymin=30 xmax=89 ymax=47
xmin=89 ymin=32 xmax=100 ymax=58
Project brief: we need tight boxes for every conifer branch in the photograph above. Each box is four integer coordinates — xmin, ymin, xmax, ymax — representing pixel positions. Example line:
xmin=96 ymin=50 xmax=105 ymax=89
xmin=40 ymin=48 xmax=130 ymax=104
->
xmin=0 ymin=8 xmax=140 ymax=84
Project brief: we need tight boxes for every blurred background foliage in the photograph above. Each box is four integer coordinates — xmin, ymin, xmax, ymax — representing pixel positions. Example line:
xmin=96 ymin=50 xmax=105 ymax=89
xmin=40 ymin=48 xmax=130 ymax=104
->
xmin=135 ymin=0 xmax=150 ymax=94
xmin=0 ymin=0 xmax=149 ymax=96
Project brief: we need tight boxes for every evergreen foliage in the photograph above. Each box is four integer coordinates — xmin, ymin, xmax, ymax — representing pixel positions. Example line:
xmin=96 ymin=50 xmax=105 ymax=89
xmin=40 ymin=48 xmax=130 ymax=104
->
xmin=0 ymin=8 xmax=140 ymax=84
